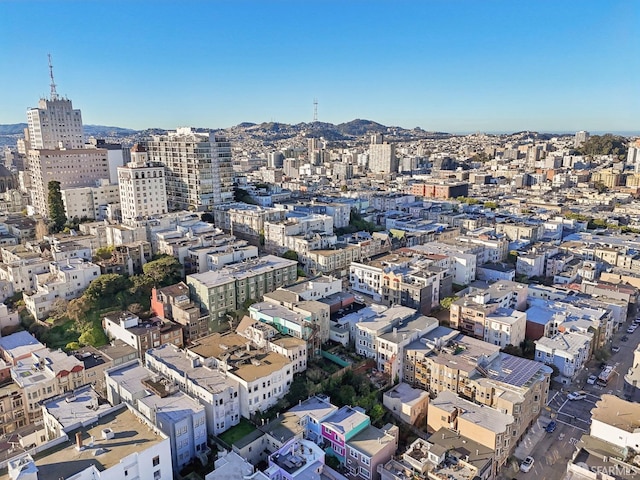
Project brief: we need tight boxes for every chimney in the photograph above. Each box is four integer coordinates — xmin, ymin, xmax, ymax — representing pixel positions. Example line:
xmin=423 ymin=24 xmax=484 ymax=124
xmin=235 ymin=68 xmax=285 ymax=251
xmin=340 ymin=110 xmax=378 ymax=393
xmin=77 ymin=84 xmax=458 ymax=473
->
xmin=76 ymin=432 xmax=83 ymax=451
xmin=476 ymin=449 xmax=479 ymax=455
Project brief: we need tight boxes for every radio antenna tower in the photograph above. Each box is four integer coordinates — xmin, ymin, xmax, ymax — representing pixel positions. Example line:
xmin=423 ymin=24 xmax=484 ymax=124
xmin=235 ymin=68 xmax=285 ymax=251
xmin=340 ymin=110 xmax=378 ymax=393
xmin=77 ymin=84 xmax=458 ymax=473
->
xmin=48 ymin=54 xmax=59 ymax=100
xmin=313 ymin=98 xmax=318 ymax=123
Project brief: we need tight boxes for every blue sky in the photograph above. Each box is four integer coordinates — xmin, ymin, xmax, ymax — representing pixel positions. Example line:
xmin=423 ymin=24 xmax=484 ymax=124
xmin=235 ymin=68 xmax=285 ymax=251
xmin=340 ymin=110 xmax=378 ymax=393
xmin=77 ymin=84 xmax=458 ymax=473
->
xmin=1 ymin=0 xmax=638 ymax=133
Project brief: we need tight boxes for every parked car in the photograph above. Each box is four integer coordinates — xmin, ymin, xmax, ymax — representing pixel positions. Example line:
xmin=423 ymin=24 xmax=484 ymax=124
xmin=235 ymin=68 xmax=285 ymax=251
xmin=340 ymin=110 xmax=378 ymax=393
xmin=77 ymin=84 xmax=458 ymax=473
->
xmin=520 ymin=456 xmax=535 ymax=473
xmin=622 ymin=335 xmax=629 ymax=342
xmin=545 ymin=421 xmax=557 ymax=433
xmin=587 ymin=374 xmax=598 ymax=385
xmin=627 ymin=326 xmax=636 ymax=334
xmin=634 ymin=318 xmax=640 ymax=325
xmin=612 ymin=345 xmax=621 ymax=353
xmin=568 ymin=391 xmax=587 ymax=400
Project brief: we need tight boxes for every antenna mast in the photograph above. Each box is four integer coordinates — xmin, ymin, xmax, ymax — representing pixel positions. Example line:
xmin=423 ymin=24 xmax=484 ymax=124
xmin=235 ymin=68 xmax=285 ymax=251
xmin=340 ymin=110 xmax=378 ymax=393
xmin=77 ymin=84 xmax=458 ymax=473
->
xmin=48 ymin=53 xmax=59 ymax=100
xmin=313 ymin=98 xmax=318 ymax=123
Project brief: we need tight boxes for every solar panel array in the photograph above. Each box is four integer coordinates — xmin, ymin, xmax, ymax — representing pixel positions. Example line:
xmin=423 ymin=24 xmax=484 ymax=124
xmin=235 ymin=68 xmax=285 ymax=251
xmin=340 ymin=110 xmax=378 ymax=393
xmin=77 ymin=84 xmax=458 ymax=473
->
xmin=488 ymin=354 xmax=542 ymax=387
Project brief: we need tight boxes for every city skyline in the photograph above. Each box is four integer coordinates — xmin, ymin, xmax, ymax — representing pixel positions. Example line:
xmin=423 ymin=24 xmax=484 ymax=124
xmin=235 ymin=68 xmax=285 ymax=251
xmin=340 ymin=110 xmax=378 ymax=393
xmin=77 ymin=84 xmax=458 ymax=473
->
xmin=1 ymin=0 xmax=638 ymax=134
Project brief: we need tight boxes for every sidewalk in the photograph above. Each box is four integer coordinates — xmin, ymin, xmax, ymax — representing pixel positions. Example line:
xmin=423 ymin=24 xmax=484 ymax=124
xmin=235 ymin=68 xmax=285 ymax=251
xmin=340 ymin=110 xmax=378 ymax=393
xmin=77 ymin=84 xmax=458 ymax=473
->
xmin=513 ymin=413 xmax=550 ymax=460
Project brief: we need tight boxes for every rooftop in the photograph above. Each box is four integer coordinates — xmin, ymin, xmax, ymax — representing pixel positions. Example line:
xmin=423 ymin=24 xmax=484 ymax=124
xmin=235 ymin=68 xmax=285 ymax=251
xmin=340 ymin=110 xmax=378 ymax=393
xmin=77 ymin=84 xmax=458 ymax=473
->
xmin=348 ymin=424 xmax=397 ymax=457
xmin=323 ymin=405 xmax=369 ymax=434
xmin=289 ymin=395 xmax=338 ymax=423
xmin=591 ymin=394 xmax=640 ymax=433
xmin=430 ymin=390 xmax=514 ymax=434
xmin=383 ymin=382 xmax=430 ymax=407
xmin=535 ymin=331 xmax=592 ymax=355
xmin=261 ymin=411 xmax=305 ymax=444
xmin=138 ymin=390 xmax=204 ymax=423
xmin=146 ymin=344 xmax=231 ymax=394
xmin=187 ymin=255 xmax=297 ymax=287
xmin=0 ymin=407 xmax=166 ymax=480
xmin=0 ymin=332 xmax=45 ymax=362
xmin=43 ymin=386 xmax=112 ymax=432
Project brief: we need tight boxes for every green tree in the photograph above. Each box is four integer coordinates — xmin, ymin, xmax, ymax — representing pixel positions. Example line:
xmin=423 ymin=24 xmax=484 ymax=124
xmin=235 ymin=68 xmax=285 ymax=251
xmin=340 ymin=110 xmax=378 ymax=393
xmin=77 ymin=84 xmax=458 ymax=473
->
xmin=65 ymin=341 xmax=81 ymax=351
xmin=440 ymin=296 xmax=457 ymax=310
xmin=282 ymin=250 xmax=299 ymax=262
xmin=576 ymin=134 xmax=628 ymax=160
xmin=48 ymin=181 xmax=67 ymax=233
xmin=142 ymin=255 xmax=183 ymax=287
xmin=369 ymin=404 xmax=385 ymax=424
xmin=78 ymin=323 xmax=108 ymax=347
xmin=484 ymin=201 xmax=498 ymax=210
xmin=337 ymin=384 xmax=356 ymax=406
xmin=593 ymin=181 xmax=608 ymax=194
xmin=94 ymin=246 xmax=114 ymax=261
xmin=84 ymin=274 xmax=132 ymax=308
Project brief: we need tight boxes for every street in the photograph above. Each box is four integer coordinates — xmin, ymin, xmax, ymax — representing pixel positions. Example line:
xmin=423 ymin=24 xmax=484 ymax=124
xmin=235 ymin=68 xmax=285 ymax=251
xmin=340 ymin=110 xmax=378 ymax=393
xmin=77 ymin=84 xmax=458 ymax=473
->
xmin=504 ymin=318 xmax=640 ymax=479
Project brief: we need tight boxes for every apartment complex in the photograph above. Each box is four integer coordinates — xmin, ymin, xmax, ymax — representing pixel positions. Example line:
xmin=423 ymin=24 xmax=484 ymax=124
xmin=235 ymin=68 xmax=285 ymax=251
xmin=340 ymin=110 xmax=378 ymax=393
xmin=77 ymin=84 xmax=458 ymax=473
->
xmin=186 ymin=255 xmax=298 ymax=322
xmin=449 ymin=280 xmax=528 ymax=340
xmin=188 ymin=332 xmax=295 ymax=419
xmin=117 ymin=144 xmax=167 ymax=224
xmin=146 ymin=127 xmax=234 ymax=211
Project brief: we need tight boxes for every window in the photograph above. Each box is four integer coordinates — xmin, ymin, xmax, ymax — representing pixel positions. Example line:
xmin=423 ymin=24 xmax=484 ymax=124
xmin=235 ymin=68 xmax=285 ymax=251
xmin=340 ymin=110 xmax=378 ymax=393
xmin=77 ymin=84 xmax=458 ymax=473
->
xmin=153 ymin=456 xmax=160 ymax=467
xmin=154 ymin=470 xmax=161 ymax=480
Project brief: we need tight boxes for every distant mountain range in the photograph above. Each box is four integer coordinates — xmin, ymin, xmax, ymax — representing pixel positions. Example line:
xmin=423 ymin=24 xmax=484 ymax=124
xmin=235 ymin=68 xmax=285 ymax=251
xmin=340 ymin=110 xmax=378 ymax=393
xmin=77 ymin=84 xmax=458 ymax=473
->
xmin=0 ymin=120 xmax=592 ymax=150
xmin=0 ymin=123 xmax=138 ymax=137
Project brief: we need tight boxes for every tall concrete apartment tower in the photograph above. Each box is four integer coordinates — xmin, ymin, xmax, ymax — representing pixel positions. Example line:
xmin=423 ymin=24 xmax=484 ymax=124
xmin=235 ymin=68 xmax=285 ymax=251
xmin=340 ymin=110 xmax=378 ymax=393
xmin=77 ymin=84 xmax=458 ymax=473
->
xmin=117 ymin=144 xmax=168 ymax=224
xmin=145 ymin=128 xmax=233 ymax=211
xmin=574 ymin=130 xmax=590 ymax=148
xmin=368 ymin=133 xmax=397 ymax=174
xmin=26 ymin=57 xmax=109 ymax=215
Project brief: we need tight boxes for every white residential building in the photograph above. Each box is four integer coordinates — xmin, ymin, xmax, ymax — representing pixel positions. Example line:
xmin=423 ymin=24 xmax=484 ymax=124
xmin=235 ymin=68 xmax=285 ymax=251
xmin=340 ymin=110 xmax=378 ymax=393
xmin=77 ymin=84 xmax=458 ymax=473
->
xmin=145 ymin=343 xmax=240 ymax=435
xmin=264 ymin=214 xmax=336 ymax=255
xmin=118 ymin=144 xmax=168 ymax=225
xmin=104 ymin=360 xmax=209 ymax=471
xmin=188 ymin=333 xmax=295 ymax=419
xmin=11 ymin=348 xmax=86 ymax=423
xmin=24 ymin=258 xmax=101 ymax=320
xmin=6 ymin=407 xmax=172 ymax=480
xmin=0 ymin=255 xmax=50 ymax=293
xmin=375 ymin=315 xmax=439 ymax=381
xmin=484 ymin=308 xmax=526 ymax=348
xmin=146 ymin=128 xmax=234 ymax=211
xmin=535 ymin=331 xmax=592 ymax=383
xmin=61 ymin=179 xmax=121 ymax=221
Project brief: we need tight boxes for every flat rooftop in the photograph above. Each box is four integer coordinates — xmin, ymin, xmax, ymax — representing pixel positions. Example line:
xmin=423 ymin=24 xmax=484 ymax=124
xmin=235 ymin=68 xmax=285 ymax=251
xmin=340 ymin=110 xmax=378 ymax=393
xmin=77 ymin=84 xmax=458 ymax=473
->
xmin=591 ymin=394 xmax=640 ymax=433
xmin=0 ymin=331 xmax=45 ymax=362
xmin=0 ymin=407 xmax=165 ymax=480
xmin=43 ymin=386 xmax=112 ymax=432
xmin=147 ymin=343 xmax=231 ymax=394
xmin=187 ymin=255 xmax=296 ymax=286
xmin=348 ymin=424 xmax=396 ymax=457
xmin=430 ymin=390 xmax=513 ymax=434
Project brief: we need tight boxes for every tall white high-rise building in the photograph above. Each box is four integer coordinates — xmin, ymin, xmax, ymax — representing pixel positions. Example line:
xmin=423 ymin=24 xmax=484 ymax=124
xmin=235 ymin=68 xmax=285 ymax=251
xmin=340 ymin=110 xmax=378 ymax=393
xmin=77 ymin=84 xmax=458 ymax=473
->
xmin=25 ymin=59 xmax=111 ymax=216
xmin=146 ymin=128 xmax=233 ymax=211
xmin=26 ymin=98 xmax=84 ymax=150
xmin=118 ymin=144 xmax=168 ymax=224
xmin=574 ymin=130 xmax=590 ymax=148
xmin=368 ymin=134 xmax=397 ymax=174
